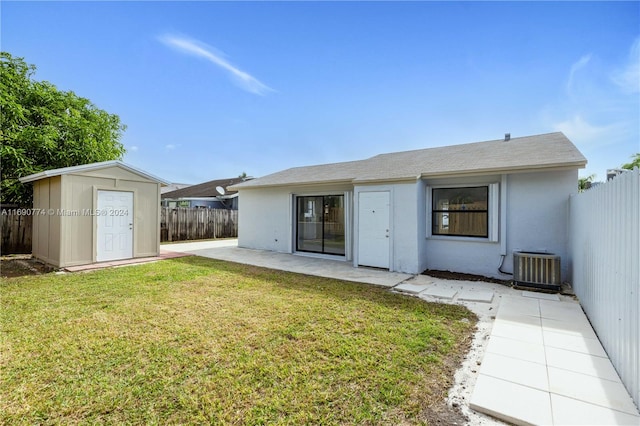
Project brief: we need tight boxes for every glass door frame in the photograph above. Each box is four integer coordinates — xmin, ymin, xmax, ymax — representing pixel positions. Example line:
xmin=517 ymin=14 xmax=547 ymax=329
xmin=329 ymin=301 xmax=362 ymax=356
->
xmin=294 ymin=193 xmax=346 ymax=256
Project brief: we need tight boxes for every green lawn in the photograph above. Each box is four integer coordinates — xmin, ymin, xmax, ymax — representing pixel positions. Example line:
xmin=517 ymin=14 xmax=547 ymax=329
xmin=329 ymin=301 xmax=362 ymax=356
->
xmin=1 ymin=256 xmax=476 ymax=425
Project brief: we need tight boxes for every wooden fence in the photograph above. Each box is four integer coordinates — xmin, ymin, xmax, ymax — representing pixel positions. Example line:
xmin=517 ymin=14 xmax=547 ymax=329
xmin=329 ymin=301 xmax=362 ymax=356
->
xmin=161 ymin=207 xmax=238 ymax=242
xmin=570 ymin=167 xmax=639 ymax=406
xmin=1 ymin=212 xmax=33 ymax=254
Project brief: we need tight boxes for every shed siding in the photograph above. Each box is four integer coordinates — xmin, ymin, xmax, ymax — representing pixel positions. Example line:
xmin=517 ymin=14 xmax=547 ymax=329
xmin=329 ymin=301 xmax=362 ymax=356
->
xmin=25 ymin=163 xmax=163 ymax=268
xmin=60 ymin=174 xmax=160 ymax=266
xmin=31 ymin=177 xmax=63 ymax=267
xmin=61 ymin=174 xmax=94 ymax=266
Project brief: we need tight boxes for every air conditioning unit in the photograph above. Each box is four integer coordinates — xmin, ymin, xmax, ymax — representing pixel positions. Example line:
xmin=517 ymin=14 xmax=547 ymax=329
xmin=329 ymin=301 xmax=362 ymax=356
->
xmin=513 ymin=251 xmax=561 ymax=291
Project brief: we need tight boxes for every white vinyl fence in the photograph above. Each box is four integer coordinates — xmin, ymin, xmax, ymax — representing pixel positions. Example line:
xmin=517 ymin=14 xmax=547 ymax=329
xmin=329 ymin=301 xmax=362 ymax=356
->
xmin=569 ymin=167 xmax=639 ymax=407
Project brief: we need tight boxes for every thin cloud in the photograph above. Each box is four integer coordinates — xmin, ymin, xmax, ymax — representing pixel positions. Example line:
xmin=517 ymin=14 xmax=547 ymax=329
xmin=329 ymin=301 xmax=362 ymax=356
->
xmin=567 ymin=54 xmax=591 ymax=93
xmin=165 ymin=144 xmax=179 ymax=151
xmin=611 ymin=37 xmax=640 ymax=94
xmin=552 ymin=114 xmax=615 ymax=146
xmin=159 ymin=33 xmax=274 ymax=96
xmin=129 ymin=145 xmax=139 ymax=152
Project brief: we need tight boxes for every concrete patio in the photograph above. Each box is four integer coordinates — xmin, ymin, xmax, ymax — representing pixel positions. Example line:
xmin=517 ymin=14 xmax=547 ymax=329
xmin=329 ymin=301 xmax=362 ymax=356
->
xmin=162 ymin=239 xmax=639 ymax=425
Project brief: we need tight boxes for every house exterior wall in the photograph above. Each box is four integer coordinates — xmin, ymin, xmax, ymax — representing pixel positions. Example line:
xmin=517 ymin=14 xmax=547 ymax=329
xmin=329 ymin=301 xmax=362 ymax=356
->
xmin=237 ymin=187 xmax=294 ymax=253
xmin=506 ymin=169 xmax=577 ymax=281
xmin=423 ymin=174 xmax=503 ymax=278
xmin=422 ymin=169 xmax=577 ymax=280
xmin=238 ymin=183 xmax=353 ymax=255
xmin=353 ymin=182 xmax=420 ymax=274
xmin=237 ymin=168 xmax=578 ymax=279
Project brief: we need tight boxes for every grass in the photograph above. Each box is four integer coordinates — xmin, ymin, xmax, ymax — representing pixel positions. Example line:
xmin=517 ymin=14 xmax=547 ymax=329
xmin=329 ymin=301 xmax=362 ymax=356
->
xmin=1 ymin=256 xmax=477 ymax=425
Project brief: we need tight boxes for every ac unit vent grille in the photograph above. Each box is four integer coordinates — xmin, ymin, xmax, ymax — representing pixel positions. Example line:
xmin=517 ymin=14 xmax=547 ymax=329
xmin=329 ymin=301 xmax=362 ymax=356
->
xmin=513 ymin=251 xmax=561 ymax=291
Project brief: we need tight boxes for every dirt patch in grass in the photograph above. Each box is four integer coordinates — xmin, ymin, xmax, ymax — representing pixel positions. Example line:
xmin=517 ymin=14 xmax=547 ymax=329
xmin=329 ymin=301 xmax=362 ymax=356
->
xmin=1 ymin=255 xmax=55 ymax=277
xmin=2 ymin=256 xmax=477 ymax=424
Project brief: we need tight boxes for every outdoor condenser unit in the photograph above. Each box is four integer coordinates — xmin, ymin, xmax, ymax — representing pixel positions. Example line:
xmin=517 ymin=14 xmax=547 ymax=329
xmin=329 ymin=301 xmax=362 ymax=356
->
xmin=513 ymin=251 xmax=561 ymax=291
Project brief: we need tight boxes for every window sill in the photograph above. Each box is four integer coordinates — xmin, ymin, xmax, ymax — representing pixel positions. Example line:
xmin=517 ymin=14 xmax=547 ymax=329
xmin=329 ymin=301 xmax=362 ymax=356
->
xmin=427 ymin=235 xmax=498 ymax=243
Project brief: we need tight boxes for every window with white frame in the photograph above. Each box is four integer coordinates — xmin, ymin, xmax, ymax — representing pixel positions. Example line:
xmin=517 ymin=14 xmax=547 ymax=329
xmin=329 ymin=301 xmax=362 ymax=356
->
xmin=429 ymin=184 xmax=499 ymax=240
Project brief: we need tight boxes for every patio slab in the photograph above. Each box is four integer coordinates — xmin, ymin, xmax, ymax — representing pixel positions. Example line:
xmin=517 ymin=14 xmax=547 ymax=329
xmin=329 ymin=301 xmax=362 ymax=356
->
xmin=394 ymin=282 xmax=432 ymax=294
xmin=163 ymin=240 xmax=411 ymax=287
xmin=457 ymin=290 xmax=494 ymax=303
xmin=421 ymin=286 xmax=458 ymax=300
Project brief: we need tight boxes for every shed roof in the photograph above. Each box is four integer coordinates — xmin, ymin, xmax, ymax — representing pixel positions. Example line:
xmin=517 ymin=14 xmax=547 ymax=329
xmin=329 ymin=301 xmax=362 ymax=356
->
xmin=231 ymin=132 xmax=587 ymax=189
xmin=19 ymin=160 xmax=170 ymax=185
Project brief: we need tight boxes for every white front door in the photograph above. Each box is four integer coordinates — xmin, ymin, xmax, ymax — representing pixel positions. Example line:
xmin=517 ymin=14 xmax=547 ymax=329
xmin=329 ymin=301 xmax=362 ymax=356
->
xmin=97 ymin=190 xmax=133 ymax=262
xmin=357 ymin=191 xmax=390 ymax=269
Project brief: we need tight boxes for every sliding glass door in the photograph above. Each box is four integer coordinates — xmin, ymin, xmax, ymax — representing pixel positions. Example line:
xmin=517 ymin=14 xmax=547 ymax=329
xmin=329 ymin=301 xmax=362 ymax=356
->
xmin=296 ymin=195 xmax=345 ymax=255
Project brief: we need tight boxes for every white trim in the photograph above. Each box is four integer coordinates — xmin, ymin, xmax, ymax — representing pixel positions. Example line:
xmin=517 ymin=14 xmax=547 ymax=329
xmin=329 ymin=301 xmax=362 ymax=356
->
xmin=19 ymin=160 xmax=169 ymax=185
xmin=291 ymin=192 xmax=348 ymax=258
xmin=426 ymin=183 xmax=500 ymax=242
xmin=500 ymin=175 xmax=508 ymax=255
xmin=489 ymin=182 xmax=499 ymax=242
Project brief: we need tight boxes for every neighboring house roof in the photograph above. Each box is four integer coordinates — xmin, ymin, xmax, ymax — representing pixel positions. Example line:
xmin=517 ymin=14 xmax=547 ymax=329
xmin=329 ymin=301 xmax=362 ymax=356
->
xmin=231 ymin=132 xmax=587 ymax=189
xmin=161 ymin=183 xmax=192 ymax=194
xmin=161 ymin=177 xmax=250 ymax=199
xmin=19 ymin=160 xmax=170 ymax=185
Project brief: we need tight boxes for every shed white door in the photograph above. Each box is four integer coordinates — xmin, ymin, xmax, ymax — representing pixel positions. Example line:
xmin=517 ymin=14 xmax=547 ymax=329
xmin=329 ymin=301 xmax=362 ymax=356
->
xmin=97 ymin=190 xmax=133 ymax=262
xmin=358 ymin=191 xmax=390 ymax=269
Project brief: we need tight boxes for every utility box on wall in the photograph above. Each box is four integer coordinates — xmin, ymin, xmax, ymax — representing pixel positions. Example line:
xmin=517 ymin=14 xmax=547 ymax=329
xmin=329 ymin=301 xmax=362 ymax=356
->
xmin=19 ymin=161 xmax=168 ymax=268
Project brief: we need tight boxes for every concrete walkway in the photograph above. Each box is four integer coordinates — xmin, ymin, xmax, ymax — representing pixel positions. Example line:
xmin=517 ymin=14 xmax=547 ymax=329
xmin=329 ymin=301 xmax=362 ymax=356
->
xmin=162 ymin=240 xmax=640 ymax=425
xmin=162 ymin=239 xmax=412 ymax=287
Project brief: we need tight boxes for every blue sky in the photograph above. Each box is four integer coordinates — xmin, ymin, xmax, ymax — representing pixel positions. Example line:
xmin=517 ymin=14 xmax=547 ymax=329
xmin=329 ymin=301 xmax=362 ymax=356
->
xmin=3 ymin=1 xmax=639 ymax=184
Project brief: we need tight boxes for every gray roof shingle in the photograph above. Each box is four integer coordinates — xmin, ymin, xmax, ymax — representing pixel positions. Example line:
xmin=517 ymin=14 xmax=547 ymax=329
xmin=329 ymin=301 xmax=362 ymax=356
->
xmin=231 ymin=132 xmax=586 ymax=189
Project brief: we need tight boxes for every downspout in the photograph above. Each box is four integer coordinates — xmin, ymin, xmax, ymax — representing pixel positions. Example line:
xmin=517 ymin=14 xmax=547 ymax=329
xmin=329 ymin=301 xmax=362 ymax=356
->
xmin=498 ymin=173 xmax=513 ymax=275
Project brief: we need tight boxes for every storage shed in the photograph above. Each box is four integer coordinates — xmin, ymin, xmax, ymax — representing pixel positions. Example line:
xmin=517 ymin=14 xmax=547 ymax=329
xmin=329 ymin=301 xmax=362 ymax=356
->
xmin=19 ymin=160 xmax=169 ymax=268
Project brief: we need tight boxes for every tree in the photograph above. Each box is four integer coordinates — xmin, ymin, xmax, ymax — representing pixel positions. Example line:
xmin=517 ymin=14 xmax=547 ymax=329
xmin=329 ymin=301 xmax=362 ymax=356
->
xmin=1 ymin=52 xmax=126 ymax=205
xmin=621 ymin=153 xmax=640 ymax=170
xmin=578 ymin=174 xmax=595 ymax=192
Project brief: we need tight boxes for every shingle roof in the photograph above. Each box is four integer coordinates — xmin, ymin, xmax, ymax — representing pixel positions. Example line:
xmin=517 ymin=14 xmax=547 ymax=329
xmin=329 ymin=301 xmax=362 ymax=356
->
xmin=231 ymin=132 xmax=586 ymax=189
xmin=161 ymin=177 xmax=249 ymax=199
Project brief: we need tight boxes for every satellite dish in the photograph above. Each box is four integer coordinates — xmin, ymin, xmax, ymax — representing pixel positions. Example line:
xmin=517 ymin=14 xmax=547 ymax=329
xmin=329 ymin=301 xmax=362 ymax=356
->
xmin=215 ymin=186 xmax=226 ymax=196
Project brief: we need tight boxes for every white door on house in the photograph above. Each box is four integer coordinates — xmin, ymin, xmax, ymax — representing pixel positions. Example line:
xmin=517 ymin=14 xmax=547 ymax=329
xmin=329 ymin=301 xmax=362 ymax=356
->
xmin=358 ymin=191 xmax=390 ymax=269
xmin=97 ymin=190 xmax=133 ymax=262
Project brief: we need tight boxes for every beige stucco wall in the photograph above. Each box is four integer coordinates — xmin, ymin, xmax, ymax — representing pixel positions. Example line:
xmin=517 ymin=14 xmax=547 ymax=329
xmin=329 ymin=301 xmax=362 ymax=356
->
xmin=31 ymin=165 xmax=162 ymax=268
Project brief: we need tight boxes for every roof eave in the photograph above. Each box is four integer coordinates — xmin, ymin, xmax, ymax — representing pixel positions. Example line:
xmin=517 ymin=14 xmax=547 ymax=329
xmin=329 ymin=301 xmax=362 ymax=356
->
xmin=230 ymin=178 xmax=355 ymax=190
xmin=352 ymin=175 xmax=421 ymax=184
xmin=19 ymin=160 xmax=170 ymax=185
xmin=419 ymin=161 xmax=588 ymax=179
